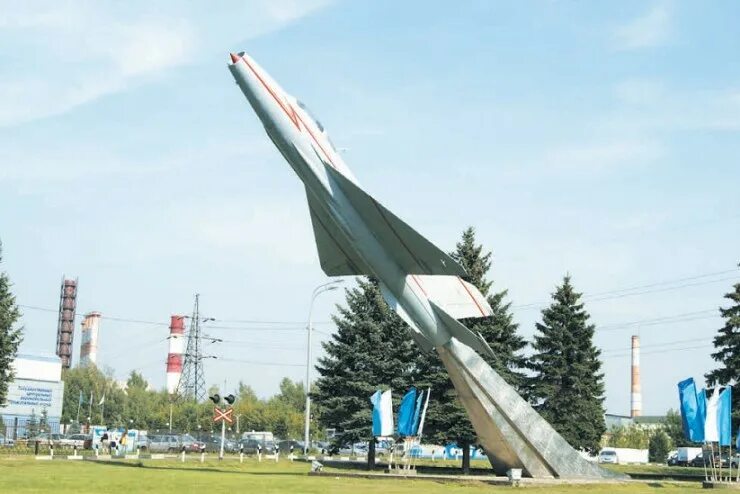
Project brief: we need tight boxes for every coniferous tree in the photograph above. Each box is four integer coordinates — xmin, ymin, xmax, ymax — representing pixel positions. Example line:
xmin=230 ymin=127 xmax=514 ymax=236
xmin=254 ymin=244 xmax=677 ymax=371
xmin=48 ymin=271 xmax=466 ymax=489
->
xmin=528 ymin=275 xmax=605 ymax=454
xmin=705 ymin=272 xmax=740 ymax=430
xmin=27 ymin=409 xmax=39 ymax=438
xmin=414 ymin=227 xmax=527 ymax=473
xmin=313 ymin=278 xmax=415 ymax=467
xmin=0 ymin=244 xmax=23 ymax=407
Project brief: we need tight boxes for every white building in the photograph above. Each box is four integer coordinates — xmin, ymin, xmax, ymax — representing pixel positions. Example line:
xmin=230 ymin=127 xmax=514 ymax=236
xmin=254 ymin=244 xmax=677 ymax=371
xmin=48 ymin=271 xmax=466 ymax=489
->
xmin=0 ymin=354 xmax=65 ymax=436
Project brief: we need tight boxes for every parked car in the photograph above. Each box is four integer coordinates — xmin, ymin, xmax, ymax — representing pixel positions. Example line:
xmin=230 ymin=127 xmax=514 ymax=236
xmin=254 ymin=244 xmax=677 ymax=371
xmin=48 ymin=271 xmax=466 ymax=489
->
xmin=598 ymin=450 xmax=619 ymax=464
xmin=202 ymin=435 xmax=237 ymax=453
xmin=60 ymin=434 xmax=89 ymax=448
xmin=278 ymin=440 xmax=302 ymax=454
xmin=27 ymin=433 xmax=65 ymax=445
xmin=147 ymin=434 xmax=181 ymax=452
xmin=239 ymin=438 xmax=276 ymax=455
xmin=690 ymin=451 xmax=731 ymax=468
xmin=136 ymin=433 xmax=149 ymax=451
xmin=179 ymin=434 xmax=204 ymax=452
xmin=0 ymin=433 xmax=15 ymax=447
xmin=689 ymin=453 xmax=707 ymax=468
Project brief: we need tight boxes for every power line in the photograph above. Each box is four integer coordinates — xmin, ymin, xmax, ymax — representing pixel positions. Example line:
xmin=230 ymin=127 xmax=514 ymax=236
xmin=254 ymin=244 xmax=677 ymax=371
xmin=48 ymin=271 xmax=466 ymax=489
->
xmin=600 ymin=336 xmax=714 ymax=355
xmin=596 ymin=310 xmax=720 ymax=333
xmin=218 ymin=357 xmax=305 ymax=368
xmin=512 ymin=268 xmax=738 ymax=311
xmin=601 ymin=343 xmax=714 ymax=359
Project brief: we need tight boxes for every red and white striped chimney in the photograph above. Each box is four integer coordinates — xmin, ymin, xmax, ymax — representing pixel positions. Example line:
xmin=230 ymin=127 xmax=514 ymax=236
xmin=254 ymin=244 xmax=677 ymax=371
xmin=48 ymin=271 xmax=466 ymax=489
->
xmin=166 ymin=315 xmax=185 ymax=395
xmin=630 ymin=335 xmax=642 ymax=417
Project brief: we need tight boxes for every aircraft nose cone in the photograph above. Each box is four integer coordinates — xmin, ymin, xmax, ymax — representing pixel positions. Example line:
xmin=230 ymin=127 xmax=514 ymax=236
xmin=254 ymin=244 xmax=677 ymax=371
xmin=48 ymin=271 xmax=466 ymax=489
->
xmin=230 ymin=53 xmax=240 ymax=64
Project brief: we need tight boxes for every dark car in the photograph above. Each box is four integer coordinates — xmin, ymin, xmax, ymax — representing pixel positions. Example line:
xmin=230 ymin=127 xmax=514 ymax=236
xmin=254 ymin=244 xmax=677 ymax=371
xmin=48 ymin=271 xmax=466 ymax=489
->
xmin=203 ymin=435 xmax=237 ymax=453
xmin=689 ymin=453 xmax=706 ymax=468
xmin=239 ymin=438 xmax=276 ymax=455
xmin=691 ymin=451 xmax=731 ymax=468
xmin=278 ymin=440 xmax=302 ymax=454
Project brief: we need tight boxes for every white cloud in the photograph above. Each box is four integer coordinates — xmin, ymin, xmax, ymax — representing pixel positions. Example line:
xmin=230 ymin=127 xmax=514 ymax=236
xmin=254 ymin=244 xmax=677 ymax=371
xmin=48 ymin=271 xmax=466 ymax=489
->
xmin=613 ymin=3 xmax=671 ymax=50
xmin=0 ymin=1 xmax=333 ymax=127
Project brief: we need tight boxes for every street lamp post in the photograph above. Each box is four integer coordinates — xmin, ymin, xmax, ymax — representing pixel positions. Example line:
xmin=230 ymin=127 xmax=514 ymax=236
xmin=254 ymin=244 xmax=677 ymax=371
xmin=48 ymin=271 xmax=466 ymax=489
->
xmin=304 ymin=280 xmax=344 ymax=455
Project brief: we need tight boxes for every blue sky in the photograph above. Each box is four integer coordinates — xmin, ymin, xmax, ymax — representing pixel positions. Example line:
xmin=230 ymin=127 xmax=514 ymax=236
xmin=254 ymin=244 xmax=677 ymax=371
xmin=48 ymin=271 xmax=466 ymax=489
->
xmin=1 ymin=0 xmax=738 ymax=416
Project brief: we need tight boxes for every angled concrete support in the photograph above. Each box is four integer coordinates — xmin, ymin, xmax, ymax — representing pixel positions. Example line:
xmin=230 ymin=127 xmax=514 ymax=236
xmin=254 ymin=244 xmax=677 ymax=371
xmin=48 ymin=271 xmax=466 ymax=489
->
xmin=437 ymin=338 xmax=625 ymax=479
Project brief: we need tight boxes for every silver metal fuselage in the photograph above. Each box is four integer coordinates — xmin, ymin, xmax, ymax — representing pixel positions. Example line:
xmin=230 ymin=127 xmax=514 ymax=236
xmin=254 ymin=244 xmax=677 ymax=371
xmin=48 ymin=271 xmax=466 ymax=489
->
xmin=228 ymin=53 xmax=621 ymax=480
xmin=228 ymin=55 xmax=450 ymax=348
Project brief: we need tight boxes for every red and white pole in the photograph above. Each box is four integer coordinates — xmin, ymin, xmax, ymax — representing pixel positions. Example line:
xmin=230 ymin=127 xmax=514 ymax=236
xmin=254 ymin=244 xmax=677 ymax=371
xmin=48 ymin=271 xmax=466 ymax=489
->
xmin=166 ymin=316 xmax=185 ymax=395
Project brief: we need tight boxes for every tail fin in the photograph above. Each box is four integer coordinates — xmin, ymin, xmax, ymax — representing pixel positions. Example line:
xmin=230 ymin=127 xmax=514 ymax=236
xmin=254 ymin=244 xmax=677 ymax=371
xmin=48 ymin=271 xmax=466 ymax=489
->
xmin=430 ymin=301 xmax=495 ymax=359
xmin=411 ymin=275 xmax=492 ymax=320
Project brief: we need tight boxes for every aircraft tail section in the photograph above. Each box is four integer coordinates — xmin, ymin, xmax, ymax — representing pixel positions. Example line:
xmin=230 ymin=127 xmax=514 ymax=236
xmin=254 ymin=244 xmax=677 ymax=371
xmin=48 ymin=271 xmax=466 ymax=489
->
xmin=411 ymin=275 xmax=492 ymax=320
xmin=430 ymin=301 xmax=495 ymax=359
xmin=323 ymin=163 xmax=466 ymax=277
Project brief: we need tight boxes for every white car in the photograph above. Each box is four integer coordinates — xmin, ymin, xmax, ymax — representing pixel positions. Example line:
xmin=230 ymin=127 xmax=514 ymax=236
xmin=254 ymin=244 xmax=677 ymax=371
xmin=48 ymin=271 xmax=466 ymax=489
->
xmin=0 ymin=433 xmax=15 ymax=447
xmin=59 ymin=434 xmax=89 ymax=448
xmin=598 ymin=450 xmax=618 ymax=464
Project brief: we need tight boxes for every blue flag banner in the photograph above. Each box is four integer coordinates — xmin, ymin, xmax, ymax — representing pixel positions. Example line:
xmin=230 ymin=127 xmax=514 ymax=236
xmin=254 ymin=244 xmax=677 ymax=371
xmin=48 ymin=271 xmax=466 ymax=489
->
xmin=678 ymin=378 xmax=704 ymax=442
xmin=397 ymin=388 xmax=418 ymax=437
xmin=717 ymin=386 xmax=732 ymax=446
xmin=411 ymin=390 xmax=425 ymax=436
xmin=697 ymin=387 xmax=707 ymax=433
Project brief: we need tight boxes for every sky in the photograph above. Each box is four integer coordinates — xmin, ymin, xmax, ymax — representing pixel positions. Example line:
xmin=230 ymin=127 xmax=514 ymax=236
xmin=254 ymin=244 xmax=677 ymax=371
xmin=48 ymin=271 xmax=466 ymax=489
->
xmin=1 ymin=0 xmax=738 ymax=416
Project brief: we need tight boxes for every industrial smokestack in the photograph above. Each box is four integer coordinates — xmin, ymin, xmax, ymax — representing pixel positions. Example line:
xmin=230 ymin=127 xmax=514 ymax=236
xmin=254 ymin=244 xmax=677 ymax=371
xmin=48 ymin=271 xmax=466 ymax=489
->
xmin=79 ymin=312 xmax=101 ymax=367
xmin=55 ymin=277 xmax=78 ymax=369
xmin=630 ymin=335 xmax=642 ymax=417
xmin=166 ymin=315 xmax=185 ymax=395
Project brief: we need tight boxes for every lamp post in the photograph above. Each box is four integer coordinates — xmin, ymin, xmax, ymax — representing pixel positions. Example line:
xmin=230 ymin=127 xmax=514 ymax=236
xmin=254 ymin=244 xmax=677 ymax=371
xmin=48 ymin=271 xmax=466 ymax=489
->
xmin=304 ymin=280 xmax=344 ymax=455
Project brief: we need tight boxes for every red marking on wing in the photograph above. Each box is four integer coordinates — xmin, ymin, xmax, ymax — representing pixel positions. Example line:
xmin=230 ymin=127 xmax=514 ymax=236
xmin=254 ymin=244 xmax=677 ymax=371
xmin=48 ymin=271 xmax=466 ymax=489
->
xmin=457 ymin=277 xmax=487 ymax=317
xmin=411 ymin=275 xmax=429 ymax=297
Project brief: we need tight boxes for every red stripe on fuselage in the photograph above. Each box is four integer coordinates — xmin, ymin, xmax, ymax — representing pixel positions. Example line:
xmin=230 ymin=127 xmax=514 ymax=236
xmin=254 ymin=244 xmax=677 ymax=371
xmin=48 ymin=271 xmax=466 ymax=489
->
xmin=237 ymin=56 xmax=336 ymax=168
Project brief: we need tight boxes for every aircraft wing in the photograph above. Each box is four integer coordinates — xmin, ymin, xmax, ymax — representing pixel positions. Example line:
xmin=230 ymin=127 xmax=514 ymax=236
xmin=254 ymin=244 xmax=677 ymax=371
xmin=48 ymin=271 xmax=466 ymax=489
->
xmin=306 ymin=188 xmax=371 ymax=276
xmin=322 ymin=163 xmax=466 ymax=277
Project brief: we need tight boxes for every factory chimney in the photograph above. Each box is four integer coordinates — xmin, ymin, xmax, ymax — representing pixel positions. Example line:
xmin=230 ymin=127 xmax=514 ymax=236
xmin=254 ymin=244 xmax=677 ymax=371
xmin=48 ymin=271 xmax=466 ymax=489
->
xmin=630 ymin=335 xmax=642 ymax=417
xmin=166 ymin=315 xmax=185 ymax=395
xmin=79 ymin=312 xmax=101 ymax=367
xmin=55 ymin=277 xmax=78 ymax=369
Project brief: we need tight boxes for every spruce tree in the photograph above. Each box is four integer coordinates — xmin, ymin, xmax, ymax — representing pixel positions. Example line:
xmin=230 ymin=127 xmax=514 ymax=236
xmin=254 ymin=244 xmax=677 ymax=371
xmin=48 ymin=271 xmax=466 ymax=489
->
xmin=313 ymin=278 xmax=414 ymax=467
xmin=528 ymin=275 xmax=606 ymax=454
xmin=0 ymin=243 xmax=23 ymax=407
xmin=414 ymin=227 xmax=527 ymax=473
xmin=705 ymin=272 xmax=740 ymax=431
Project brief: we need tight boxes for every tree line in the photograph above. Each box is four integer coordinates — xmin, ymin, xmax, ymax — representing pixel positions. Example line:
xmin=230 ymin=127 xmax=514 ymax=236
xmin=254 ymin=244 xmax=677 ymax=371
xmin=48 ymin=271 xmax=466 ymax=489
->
xmin=58 ymin=365 xmax=312 ymax=439
xmin=0 ymin=240 xmax=738 ymax=469
xmin=312 ymin=229 xmax=740 ymax=472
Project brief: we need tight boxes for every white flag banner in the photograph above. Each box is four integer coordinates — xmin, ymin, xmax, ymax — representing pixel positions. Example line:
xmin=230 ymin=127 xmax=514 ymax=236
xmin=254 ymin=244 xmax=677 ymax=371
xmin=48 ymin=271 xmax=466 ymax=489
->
xmin=98 ymin=394 xmax=105 ymax=406
xmin=704 ymin=387 xmax=720 ymax=442
xmin=379 ymin=389 xmax=394 ymax=437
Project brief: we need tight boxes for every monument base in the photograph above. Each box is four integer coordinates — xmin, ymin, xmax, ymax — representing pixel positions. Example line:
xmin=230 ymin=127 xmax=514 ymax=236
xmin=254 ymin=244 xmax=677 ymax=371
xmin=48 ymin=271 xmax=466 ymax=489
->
xmin=437 ymin=338 xmax=625 ymax=479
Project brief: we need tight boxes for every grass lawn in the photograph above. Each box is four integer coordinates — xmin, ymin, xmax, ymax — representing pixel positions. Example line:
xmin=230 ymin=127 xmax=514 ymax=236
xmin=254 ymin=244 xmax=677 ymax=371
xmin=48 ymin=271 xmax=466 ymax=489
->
xmin=0 ymin=457 xmax=704 ymax=493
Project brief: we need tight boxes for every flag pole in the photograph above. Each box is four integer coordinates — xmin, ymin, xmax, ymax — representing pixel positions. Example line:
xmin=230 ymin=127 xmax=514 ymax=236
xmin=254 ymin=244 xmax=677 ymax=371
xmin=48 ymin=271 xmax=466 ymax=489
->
xmin=76 ymin=391 xmax=82 ymax=424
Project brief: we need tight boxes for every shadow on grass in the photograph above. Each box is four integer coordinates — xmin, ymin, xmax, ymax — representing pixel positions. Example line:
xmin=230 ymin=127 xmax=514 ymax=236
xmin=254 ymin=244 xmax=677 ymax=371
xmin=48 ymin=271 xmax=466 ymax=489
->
xmin=87 ymin=460 xmax=307 ymax=477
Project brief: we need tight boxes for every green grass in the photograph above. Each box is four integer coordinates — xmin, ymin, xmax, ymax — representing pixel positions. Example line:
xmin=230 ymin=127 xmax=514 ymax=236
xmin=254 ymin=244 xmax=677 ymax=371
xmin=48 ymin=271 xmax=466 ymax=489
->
xmin=0 ymin=457 xmax=704 ymax=493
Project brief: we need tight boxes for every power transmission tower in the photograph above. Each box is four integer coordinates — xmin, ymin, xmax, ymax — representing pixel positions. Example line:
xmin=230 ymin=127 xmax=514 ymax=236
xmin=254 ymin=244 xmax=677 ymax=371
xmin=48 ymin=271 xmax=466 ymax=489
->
xmin=177 ymin=294 xmax=207 ymax=401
